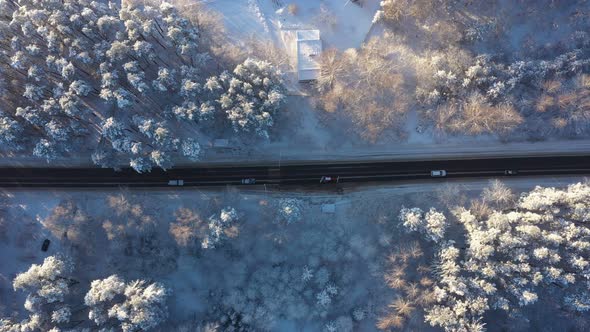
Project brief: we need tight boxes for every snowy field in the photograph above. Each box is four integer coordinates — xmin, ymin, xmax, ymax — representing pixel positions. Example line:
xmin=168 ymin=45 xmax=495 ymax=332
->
xmin=1 ymin=176 xmax=590 ymax=331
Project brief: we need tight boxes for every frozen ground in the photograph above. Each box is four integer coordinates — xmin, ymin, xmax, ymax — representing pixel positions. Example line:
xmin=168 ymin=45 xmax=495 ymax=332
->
xmin=1 ymin=176 xmax=588 ymax=330
xmin=206 ymin=0 xmax=381 ymax=50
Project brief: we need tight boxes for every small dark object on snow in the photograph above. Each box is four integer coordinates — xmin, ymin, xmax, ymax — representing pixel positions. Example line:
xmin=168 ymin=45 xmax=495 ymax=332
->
xmin=41 ymin=239 xmax=51 ymax=252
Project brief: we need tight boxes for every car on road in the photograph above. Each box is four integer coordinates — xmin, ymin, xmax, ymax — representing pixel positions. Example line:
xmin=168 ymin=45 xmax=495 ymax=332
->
xmin=241 ymin=178 xmax=256 ymax=184
xmin=41 ymin=239 xmax=51 ymax=252
xmin=168 ymin=180 xmax=184 ymax=186
xmin=320 ymin=176 xmax=339 ymax=183
xmin=504 ymin=170 xmax=518 ymax=175
xmin=430 ymin=170 xmax=447 ymax=177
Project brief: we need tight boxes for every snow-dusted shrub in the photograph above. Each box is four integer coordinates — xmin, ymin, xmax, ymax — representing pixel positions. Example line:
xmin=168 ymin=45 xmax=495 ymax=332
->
xmin=277 ymin=198 xmax=303 ymax=224
xmin=432 ymin=94 xmax=523 ymax=137
xmin=317 ymin=36 xmax=409 ymax=142
xmin=481 ymin=179 xmax=515 ymax=208
xmin=102 ymin=194 xmax=178 ymax=275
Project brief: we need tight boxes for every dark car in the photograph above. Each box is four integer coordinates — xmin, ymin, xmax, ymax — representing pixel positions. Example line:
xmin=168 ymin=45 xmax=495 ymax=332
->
xmin=320 ymin=176 xmax=340 ymax=184
xmin=41 ymin=239 xmax=51 ymax=252
xmin=505 ymin=170 xmax=518 ymax=175
xmin=241 ymin=178 xmax=256 ymax=184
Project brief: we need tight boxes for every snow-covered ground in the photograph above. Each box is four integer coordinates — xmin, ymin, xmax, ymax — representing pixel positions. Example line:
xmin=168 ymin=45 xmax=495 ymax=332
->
xmin=4 ymin=138 xmax=590 ymax=167
xmin=207 ymin=0 xmax=381 ymax=50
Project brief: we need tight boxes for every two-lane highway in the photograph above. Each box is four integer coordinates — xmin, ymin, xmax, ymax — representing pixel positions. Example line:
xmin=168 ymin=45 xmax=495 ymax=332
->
xmin=0 ymin=155 xmax=589 ymax=187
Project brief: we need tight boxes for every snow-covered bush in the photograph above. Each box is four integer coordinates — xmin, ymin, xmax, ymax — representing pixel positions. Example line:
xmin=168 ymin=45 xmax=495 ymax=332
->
xmin=277 ymin=198 xmax=304 ymax=224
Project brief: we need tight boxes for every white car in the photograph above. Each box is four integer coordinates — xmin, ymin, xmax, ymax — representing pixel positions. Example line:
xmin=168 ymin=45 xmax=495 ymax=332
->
xmin=430 ymin=170 xmax=447 ymax=177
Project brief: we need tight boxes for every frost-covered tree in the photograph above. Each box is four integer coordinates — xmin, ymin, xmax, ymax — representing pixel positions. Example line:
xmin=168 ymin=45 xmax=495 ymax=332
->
xmin=399 ymin=207 xmax=448 ymax=243
xmin=181 ymin=138 xmax=202 ymax=161
xmin=5 ymin=255 xmax=76 ymax=331
xmin=85 ymin=275 xmax=170 ymax=332
xmin=202 ymin=207 xmax=239 ymax=249
xmin=32 ymin=139 xmax=59 ymax=162
xmin=208 ymin=58 xmax=285 ymax=139
xmin=169 ymin=208 xmax=206 ymax=249
xmin=0 ymin=115 xmax=24 ymax=150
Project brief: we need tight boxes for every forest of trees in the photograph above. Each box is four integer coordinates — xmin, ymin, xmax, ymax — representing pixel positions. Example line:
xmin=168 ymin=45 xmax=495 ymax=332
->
xmin=1 ymin=0 xmax=589 ymax=162
xmin=382 ymin=180 xmax=590 ymax=331
xmin=1 ymin=0 xmax=590 ymax=331
xmin=0 ymin=0 xmax=286 ymax=171
xmin=314 ymin=0 xmax=590 ymax=142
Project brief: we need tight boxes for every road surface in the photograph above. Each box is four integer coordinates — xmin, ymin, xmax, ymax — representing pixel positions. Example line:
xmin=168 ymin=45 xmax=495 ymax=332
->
xmin=0 ymin=155 xmax=588 ymax=188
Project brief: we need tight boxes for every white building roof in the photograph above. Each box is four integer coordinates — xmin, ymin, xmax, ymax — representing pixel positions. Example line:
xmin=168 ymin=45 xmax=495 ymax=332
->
xmin=296 ymin=30 xmax=321 ymax=81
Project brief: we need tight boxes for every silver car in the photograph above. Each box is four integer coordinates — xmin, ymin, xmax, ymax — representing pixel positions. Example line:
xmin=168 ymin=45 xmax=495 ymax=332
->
xmin=430 ymin=170 xmax=447 ymax=177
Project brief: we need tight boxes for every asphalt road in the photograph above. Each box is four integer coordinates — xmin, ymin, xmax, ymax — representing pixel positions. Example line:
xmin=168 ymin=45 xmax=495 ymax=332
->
xmin=0 ymin=155 xmax=588 ymax=188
